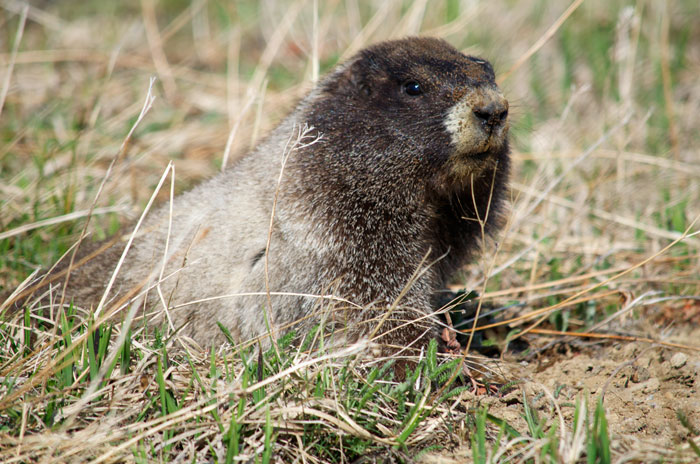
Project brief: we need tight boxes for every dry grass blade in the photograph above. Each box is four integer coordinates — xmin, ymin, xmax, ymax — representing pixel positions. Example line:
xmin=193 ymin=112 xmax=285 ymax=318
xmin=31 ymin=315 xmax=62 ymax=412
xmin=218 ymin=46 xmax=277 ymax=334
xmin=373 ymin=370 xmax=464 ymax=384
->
xmin=0 ymin=0 xmax=63 ymax=30
xmin=497 ymin=0 xmax=585 ymax=84
xmin=465 ymin=215 xmax=699 ymax=336
xmin=0 ymin=4 xmax=27 ymax=118
xmin=140 ymin=0 xmax=176 ymax=99
xmin=92 ymin=76 xmax=158 ymax=319
xmin=0 ymin=206 xmax=127 ymax=241
xmin=659 ymin=3 xmax=679 ymax=160
xmin=530 ymin=328 xmax=700 ymax=352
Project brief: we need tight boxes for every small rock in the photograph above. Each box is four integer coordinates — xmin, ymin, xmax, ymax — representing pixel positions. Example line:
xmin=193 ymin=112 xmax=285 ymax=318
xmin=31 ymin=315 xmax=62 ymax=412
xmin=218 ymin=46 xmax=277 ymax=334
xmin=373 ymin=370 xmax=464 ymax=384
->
xmin=630 ymin=377 xmax=660 ymax=394
xmin=621 ymin=343 xmax=638 ymax=358
xmin=690 ymin=360 xmax=700 ymax=376
xmin=670 ymin=352 xmax=688 ymax=369
xmin=644 ymin=377 xmax=660 ymax=393
xmin=630 ymin=366 xmax=650 ymax=383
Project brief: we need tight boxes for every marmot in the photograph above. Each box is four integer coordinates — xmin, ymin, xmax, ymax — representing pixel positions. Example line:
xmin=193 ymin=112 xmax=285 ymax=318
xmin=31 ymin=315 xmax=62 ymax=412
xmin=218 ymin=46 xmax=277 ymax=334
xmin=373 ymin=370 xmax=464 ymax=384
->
xmin=14 ymin=37 xmax=510 ymax=354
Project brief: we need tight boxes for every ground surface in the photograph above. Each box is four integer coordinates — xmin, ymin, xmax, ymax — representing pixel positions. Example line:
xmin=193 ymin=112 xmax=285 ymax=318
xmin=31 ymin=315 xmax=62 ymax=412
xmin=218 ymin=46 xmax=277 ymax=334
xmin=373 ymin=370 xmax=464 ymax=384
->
xmin=494 ymin=327 xmax=699 ymax=455
xmin=422 ymin=327 xmax=700 ymax=462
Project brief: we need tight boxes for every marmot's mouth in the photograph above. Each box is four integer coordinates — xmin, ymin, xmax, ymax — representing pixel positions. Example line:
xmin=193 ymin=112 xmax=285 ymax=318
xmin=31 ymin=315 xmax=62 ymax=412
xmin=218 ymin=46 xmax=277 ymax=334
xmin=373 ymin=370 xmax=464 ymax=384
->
xmin=448 ymin=149 xmax=489 ymax=167
xmin=469 ymin=149 xmax=493 ymax=159
xmin=455 ymin=142 xmax=497 ymax=160
xmin=450 ymin=130 xmax=506 ymax=162
xmin=475 ymin=133 xmax=507 ymax=157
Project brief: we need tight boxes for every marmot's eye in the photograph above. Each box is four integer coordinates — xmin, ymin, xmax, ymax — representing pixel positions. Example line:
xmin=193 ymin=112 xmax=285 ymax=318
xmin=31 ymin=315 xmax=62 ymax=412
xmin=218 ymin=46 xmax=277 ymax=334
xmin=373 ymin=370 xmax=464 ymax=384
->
xmin=403 ymin=81 xmax=423 ymax=96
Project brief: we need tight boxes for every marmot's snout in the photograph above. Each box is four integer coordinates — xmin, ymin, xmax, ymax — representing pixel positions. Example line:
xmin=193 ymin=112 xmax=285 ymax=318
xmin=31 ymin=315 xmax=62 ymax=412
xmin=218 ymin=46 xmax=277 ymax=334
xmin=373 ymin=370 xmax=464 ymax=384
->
xmin=444 ymin=85 xmax=509 ymax=157
xmin=472 ymin=97 xmax=509 ymax=133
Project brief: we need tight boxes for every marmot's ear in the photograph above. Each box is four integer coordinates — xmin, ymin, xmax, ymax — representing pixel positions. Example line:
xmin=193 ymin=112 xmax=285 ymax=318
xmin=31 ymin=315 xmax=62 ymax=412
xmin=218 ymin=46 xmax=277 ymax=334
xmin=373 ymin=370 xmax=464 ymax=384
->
xmin=337 ymin=55 xmax=375 ymax=97
xmin=348 ymin=58 xmax=372 ymax=96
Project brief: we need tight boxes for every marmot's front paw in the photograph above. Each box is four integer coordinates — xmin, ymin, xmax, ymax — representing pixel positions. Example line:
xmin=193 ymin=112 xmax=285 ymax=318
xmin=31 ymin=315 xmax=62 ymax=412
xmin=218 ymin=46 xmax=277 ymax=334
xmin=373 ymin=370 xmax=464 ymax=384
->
xmin=440 ymin=327 xmax=462 ymax=355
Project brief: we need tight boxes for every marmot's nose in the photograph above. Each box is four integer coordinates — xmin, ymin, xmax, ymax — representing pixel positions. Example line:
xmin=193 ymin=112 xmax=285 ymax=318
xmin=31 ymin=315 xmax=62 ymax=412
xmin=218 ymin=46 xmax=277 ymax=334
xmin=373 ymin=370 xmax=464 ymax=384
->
xmin=473 ymin=100 xmax=508 ymax=130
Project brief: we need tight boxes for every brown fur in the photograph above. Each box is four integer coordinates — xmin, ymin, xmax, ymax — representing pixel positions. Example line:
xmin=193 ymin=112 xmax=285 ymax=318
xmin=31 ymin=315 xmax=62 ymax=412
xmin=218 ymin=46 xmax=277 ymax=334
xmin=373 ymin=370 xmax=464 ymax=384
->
xmin=10 ymin=37 xmax=510 ymax=355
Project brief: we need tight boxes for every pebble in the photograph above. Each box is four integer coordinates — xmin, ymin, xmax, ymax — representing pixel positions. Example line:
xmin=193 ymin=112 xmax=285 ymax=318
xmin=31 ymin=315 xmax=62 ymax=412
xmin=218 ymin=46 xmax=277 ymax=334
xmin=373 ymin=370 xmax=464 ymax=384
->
xmin=644 ymin=377 xmax=661 ymax=393
xmin=629 ymin=377 xmax=660 ymax=393
xmin=670 ymin=352 xmax=688 ymax=369
xmin=630 ymin=366 xmax=650 ymax=383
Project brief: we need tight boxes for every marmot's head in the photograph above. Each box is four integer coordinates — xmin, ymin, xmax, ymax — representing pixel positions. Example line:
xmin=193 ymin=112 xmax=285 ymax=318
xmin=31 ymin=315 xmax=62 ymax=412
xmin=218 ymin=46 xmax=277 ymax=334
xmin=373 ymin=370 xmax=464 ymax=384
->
xmin=304 ymin=37 xmax=509 ymax=196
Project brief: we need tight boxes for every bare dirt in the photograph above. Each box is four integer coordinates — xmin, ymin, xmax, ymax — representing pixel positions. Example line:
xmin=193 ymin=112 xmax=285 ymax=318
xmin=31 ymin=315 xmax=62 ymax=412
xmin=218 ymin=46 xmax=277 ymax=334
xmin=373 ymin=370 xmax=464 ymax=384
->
xmin=425 ymin=308 xmax=700 ymax=461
